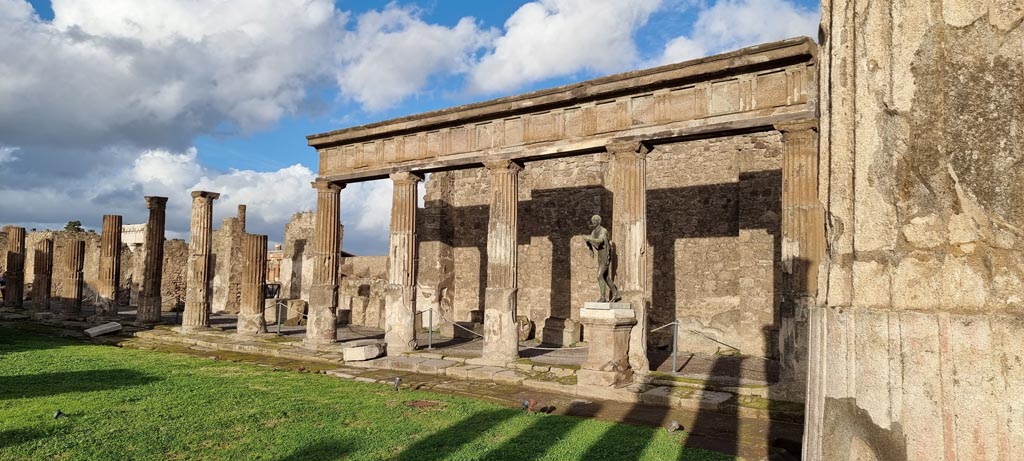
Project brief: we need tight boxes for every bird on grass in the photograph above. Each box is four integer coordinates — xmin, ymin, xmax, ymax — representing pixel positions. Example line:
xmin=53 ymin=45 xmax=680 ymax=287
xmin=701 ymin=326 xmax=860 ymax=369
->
xmin=53 ymin=410 xmax=64 ymax=419
xmin=393 ymin=377 xmax=401 ymax=391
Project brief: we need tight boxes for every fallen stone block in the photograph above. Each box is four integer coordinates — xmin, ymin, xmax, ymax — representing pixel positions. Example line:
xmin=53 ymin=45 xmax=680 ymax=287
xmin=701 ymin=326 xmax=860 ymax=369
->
xmin=343 ymin=342 xmax=386 ymax=361
xmin=85 ymin=322 xmax=122 ymax=337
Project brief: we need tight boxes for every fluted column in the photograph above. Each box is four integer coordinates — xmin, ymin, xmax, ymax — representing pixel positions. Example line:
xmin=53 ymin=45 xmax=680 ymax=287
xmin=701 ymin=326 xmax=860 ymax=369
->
xmin=305 ymin=179 xmax=344 ymax=346
xmin=138 ymin=196 xmax=168 ymax=324
xmin=777 ymin=121 xmax=823 ymax=301
xmin=384 ymin=171 xmax=422 ymax=353
xmin=182 ymin=191 xmax=220 ymax=332
xmin=4 ymin=226 xmax=25 ymax=308
xmin=31 ymin=238 xmax=53 ymax=313
xmin=608 ymin=141 xmax=650 ymax=374
xmin=482 ymin=159 xmax=521 ymax=364
xmin=237 ymin=233 xmax=268 ymax=335
xmin=63 ymin=240 xmax=85 ymax=318
xmin=96 ymin=214 xmax=123 ymax=316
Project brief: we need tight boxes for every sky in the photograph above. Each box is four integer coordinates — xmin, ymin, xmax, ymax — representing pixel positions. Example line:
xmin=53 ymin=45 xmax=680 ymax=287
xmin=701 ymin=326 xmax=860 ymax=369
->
xmin=0 ymin=0 xmax=819 ymax=255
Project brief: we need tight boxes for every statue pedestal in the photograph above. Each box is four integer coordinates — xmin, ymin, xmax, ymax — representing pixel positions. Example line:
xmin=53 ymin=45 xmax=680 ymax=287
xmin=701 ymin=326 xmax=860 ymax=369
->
xmin=578 ymin=303 xmax=636 ymax=387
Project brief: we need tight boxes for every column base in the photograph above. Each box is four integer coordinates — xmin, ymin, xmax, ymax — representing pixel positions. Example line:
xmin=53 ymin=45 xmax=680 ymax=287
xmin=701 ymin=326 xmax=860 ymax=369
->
xmin=482 ymin=287 xmax=519 ymax=364
xmin=384 ymin=284 xmax=417 ymax=354
xmin=541 ymin=317 xmax=581 ymax=347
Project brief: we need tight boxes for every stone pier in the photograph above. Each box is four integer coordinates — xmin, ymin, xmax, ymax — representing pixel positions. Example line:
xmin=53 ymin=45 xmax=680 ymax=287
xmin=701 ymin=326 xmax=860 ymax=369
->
xmin=182 ymin=191 xmax=220 ymax=332
xmin=63 ymin=240 xmax=85 ymax=318
xmin=4 ymin=226 xmax=25 ymax=308
xmin=482 ymin=160 xmax=521 ymax=364
xmin=305 ymin=179 xmax=344 ymax=346
xmin=608 ymin=141 xmax=650 ymax=374
xmin=96 ymin=214 xmax=123 ymax=316
xmin=31 ymin=238 xmax=53 ymax=312
xmin=237 ymin=233 xmax=268 ymax=336
xmin=578 ymin=302 xmax=637 ymax=387
xmin=138 ymin=196 xmax=167 ymax=324
xmin=384 ymin=172 xmax=422 ymax=353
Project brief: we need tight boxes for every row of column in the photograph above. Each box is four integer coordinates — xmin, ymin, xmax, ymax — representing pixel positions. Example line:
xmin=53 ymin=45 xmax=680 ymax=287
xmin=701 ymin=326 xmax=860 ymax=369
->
xmin=3 ymin=193 xmax=269 ymax=336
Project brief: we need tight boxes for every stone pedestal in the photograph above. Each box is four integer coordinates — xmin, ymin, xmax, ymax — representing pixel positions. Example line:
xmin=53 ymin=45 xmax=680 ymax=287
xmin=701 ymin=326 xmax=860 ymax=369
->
xmin=97 ymin=214 xmax=122 ymax=317
xmin=237 ymin=233 xmax=268 ymax=336
xmin=578 ymin=303 xmax=636 ymax=387
xmin=31 ymin=238 xmax=53 ymax=313
xmin=4 ymin=226 xmax=25 ymax=308
xmin=305 ymin=179 xmax=344 ymax=346
xmin=138 ymin=196 xmax=167 ymax=324
xmin=62 ymin=240 xmax=86 ymax=318
xmin=182 ymin=191 xmax=220 ymax=333
xmin=384 ymin=284 xmax=417 ymax=353
xmin=384 ymin=172 xmax=421 ymax=354
xmin=541 ymin=317 xmax=581 ymax=347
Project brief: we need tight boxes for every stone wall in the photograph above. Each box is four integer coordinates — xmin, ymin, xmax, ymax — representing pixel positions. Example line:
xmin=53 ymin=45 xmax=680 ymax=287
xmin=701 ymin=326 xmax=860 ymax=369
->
xmin=339 ymin=255 xmax=387 ymax=329
xmin=807 ymin=1 xmax=1024 ymax=459
xmin=211 ymin=213 xmax=245 ymax=314
xmin=280 ymin=211 xmax=316 ymax=303
xmin=418 ymin=132 xmax=784 ymax=358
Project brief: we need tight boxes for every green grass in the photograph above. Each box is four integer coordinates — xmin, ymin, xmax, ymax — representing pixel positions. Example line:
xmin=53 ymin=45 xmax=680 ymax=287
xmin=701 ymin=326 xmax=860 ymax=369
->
xmin=0 ymin=328 xmax=732 ymax=461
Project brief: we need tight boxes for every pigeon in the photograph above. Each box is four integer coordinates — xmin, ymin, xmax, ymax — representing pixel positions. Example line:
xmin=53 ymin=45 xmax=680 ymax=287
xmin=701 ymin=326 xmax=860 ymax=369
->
xmin=53 ymin=410 xmax=64 ymax=419
xmin=520 ymin=400 xmax=530 ymax=411
xmin=666 ymin=420 xmax=681 ymax=433
xmin=393 ymin=377 xmax=401 ymax=391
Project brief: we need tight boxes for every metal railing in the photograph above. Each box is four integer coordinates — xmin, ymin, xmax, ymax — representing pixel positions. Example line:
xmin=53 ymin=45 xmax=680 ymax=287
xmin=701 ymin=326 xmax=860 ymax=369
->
xmin=651 ymin=319 xmax=680 ymax=376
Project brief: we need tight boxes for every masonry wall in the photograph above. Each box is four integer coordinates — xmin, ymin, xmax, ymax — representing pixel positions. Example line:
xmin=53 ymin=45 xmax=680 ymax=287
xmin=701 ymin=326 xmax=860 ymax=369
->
xmin=808 ymin=1 xmax=1024 ymax=459
xmin=339 ymin=255 xmax=387 ymax=329
xmin=418 ymin=132 xmax=784 ymax=359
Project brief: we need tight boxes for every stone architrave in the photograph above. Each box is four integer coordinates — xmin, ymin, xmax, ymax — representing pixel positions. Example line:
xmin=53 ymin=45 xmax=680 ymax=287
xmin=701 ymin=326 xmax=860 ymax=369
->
xmin=608 ymin=140 xmax=651 ymax=375
xmin=138 ymin=196 xmax=167 ymax=324
xmin=182 ymin=191 xmax=220 ymax=332
xmin=384 ymin=171 xmax=422 ymax=354
xmin=481 ymin=159 xmax=522 ymax=365
xmin=577 ymin=302 xmax=637 ymax=387
xmin=63 ymin=240 xmax=86 ymax=318
xmin=305 ymin=179 xmax=344 ymax=346
xmin=4 ymin=226 xmax=25 ymax=308
xmin=237 ymin=233 xmax=268 ymax=336
xmin=31 ymin=238 xmax=53 ymax=312
xmin=96 ymin=214 xmax=123 ymax=316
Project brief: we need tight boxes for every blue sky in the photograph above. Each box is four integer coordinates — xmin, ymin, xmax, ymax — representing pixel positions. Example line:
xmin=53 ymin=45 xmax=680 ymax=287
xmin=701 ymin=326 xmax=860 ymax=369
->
xmin=3 ymin=0 xmax=820 ymax=254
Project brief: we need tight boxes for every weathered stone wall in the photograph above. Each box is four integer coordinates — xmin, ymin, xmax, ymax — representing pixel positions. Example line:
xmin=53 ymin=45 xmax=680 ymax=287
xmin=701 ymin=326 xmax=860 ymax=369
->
xmin=280 ymin=211 xmax=316 ymax=302
xmin=339 ymin=255 xmax=387 ymax=328
xmin=420 ymin=133 xmax=784 ymax=358
xmin=211 ymin=214 xmax=245 ymax=313
xmin=808 ymin=1 xmax=1024 ymax=459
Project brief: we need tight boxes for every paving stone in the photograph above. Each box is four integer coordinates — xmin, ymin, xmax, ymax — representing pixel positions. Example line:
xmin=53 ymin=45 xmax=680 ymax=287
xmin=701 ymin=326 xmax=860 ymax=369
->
xmin=549 ymin=367 xmax=576 ymax=377
xmin=325 ymin=369 xmax=356 ymax=379
xmin=387 ymin=357 xmax=426 ymax=372
xmin=343 ymin=343 xmax=385 ymax=361
xmin=466 ymin=366 xmax=505 ymax=381
xmin=416 ymin=359 xmax=458 ymax=374
xmin=492 ymin=370 xmax=526 ymax=385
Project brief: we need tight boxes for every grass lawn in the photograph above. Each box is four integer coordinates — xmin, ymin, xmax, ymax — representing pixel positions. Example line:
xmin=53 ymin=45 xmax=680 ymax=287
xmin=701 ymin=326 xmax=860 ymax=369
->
xmin=0 ymin=328 xmax=732 ymax=461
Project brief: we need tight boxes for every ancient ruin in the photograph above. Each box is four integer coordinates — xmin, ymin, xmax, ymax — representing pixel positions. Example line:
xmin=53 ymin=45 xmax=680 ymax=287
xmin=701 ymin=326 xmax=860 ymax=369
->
xmin=96 ymin=214 xmax=122 ymax=317
xmin=181 ymin=191 xmax=219 ymax=332
xmin=138 ymin=196 xmax=168 ymax=324
xmin=4 ymin=226 xmax=25 ymax=308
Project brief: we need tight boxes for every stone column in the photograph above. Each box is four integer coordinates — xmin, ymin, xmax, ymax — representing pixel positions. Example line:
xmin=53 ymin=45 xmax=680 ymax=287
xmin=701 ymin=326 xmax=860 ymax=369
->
xmin=481 ymin=159 xmax=521 ymax=365
xmin=237 ymin=233 xmax=268 ymax=336
xmin=63 ymin=240 xmax=85 ymax=318
xmin=182 ymin=191 xmax=220 ymax=332
xmin=305 ymin=179 xmax=344 ymax=346
xmin=138 ymin=196 xmax=167 ymax=324
xmin=777 ymin=121 xmax=823 ymax=301
xmin=31 ymin=238 xmax=53 ymax=313
xmin=384 ymin=171 xmax=422 ymax=353
xmin=4 ymin=226 xmax=25 ymax=308
xmin=96 ymin=214 xmax=123 ymax=316
xmin=237 ymin=204 xmax=247 ymax=231
xmin=608 ymin=141 xmax=650 ymax=374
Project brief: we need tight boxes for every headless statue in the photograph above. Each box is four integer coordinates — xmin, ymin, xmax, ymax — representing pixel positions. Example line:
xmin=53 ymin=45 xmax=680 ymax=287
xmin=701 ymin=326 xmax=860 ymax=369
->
xmin=583 ymin=215 xmax=620 ymax=302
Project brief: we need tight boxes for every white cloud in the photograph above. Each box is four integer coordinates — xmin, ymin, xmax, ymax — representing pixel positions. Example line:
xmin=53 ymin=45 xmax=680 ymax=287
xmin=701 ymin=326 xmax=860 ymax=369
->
xmin=468 ymin=0 xmax=662 ymax=94
xmin=658 ymin=0 xmax=819 ymax=64
xmin=334 ymin=5 xmax=496 ymax=111
xmin=0 ymin=145 xmax=17 ymax=164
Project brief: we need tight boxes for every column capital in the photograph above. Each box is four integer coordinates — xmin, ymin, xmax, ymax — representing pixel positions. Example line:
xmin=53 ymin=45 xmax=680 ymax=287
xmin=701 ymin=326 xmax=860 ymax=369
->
xmin=483 ymin=158 xmax=523 ymax=173
xmin=389 ymin=171 xmax=424 ymax=185
xmin=191 ymin=190 xmax=221 ymax=200
xmin=774 ymin=119 xmax=819 ymax=135
xmin=311 ymin=178 xmax=345 ymax=192
xmin=606 ymin=140 xmax=651 ymax=159
xmin=145 ymin=196 xmax=168 ymax=209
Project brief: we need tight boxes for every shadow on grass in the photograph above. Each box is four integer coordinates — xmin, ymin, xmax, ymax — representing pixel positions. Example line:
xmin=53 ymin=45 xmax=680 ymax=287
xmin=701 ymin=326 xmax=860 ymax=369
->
xmin=0 ymin=327 xmax=70 ymax=355
xmin=0 ymin=427 xmax=55 ymax=449
xmin=478 ymin=404 xmax=594 ymax=461
xmin=275 ymin=438 xmax=357 ymax=461
xmin=0 ymin=369 xmax=160 ymax=400
xmin=397 ymin=409 xmax=517 ymax=461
